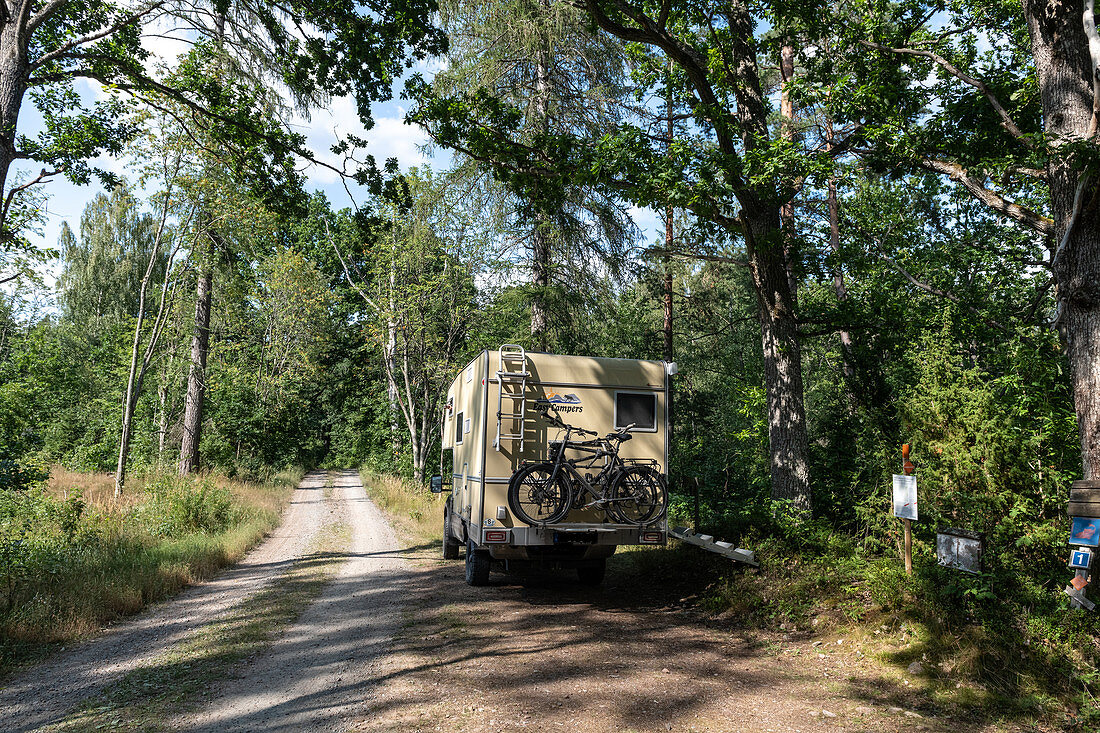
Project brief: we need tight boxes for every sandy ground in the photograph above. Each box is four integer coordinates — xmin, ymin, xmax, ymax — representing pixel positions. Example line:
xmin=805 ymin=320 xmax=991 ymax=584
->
xmin=347 ymin=551 xmax=970 ymax=733
xmin=0 ymin=470 xmax=1037 ymax=732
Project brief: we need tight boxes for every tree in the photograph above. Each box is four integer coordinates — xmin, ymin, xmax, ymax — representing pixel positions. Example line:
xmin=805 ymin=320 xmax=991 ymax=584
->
xmin=0 ymin=0 xmax=445 ymax=245
xmin=57 ymin=186 xmax=163 ymax=335
xmin=412 ymin=0 xmax=634 ymax=351
xmin=336 ymin=169 xmax=482 ymax=482
xmin=548 ymin=0 xmax=825 ymax=511
xmin=841 ymin=0 xmax=1100 ymax=481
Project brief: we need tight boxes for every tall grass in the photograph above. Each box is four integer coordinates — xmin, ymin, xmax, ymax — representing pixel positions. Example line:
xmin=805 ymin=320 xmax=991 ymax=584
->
xmin=358 ymin=471 xmax=444 ymax=547
xmin=0 ymin=466 xmax=302 ymax=677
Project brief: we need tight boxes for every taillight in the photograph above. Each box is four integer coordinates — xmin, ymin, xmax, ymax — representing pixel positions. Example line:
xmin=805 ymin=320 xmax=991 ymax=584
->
xmin=640 ymin=531 xmax=664 ymax=544
xmin=484 ymin=529 xmax=509 ymax=543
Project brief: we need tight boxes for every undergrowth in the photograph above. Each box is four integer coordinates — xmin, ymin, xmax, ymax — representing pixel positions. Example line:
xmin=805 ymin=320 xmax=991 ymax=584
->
xmin=0 ymin=463 xmax=302 ymax=678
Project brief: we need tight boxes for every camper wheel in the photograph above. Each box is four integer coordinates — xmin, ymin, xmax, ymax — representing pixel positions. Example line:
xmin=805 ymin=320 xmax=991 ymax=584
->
xmin=577 ymin=559 xmax=606 ymax=586
xmin=442 ymin=499 xmax=461 ymax=560
xmin=465 ymin=538 xmax=491 ymax=586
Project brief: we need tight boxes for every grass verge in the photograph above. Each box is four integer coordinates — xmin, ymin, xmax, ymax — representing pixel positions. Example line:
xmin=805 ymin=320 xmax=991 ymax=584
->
xmin=0 ymin=466 xmax=304 ymax=678
xmin=46 ymin=519 xmax=349 ymax=732
xmin=358 ymin=470 xmax=444 ymax=548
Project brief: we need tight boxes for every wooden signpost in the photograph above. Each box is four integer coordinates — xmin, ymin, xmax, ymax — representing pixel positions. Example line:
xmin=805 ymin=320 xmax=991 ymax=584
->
xmin=1067 ymin=480 xmax=1100 ymax=610
xmin=892 ymin=444 xmax=917 ymax=576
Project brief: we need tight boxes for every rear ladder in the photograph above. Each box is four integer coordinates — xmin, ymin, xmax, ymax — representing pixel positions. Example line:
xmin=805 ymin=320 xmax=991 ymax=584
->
xmin=494 ymin=344 xmax=529 ymax=452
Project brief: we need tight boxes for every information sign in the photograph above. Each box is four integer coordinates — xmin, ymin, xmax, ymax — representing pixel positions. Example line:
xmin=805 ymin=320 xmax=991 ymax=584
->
xmin=1070 ymin=517 xmax=1100 ymax=547
xmin=892 ymin=474 xmax=918 ymax=521
xmin=1070 ymin=548 xmax=1093 ymax=570
xmin=937 ymin=528 xmax=982 ymax=574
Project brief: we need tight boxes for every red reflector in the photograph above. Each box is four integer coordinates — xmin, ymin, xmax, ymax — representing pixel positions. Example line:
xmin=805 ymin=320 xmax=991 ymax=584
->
xmin=640 ymin=531 xmax=664 ymax=544
xmin=485 ymin=530 xmax=508 ymax=543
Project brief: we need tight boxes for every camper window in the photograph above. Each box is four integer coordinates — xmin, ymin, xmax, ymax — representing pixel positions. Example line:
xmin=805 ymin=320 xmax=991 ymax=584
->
xmin=455 ymin=412 xmax=464 ymax=444
xmin=615 ymin=392 xmax=657 ymax=431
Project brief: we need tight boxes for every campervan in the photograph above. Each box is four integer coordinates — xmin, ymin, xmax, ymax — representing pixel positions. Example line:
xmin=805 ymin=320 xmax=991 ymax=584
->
xmin=433 ymin=345 xmax=672 ymax=585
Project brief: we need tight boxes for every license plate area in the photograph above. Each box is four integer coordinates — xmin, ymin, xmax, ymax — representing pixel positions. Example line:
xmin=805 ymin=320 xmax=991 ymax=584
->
xmin=554 ymin=531 xmax=598 ymax=544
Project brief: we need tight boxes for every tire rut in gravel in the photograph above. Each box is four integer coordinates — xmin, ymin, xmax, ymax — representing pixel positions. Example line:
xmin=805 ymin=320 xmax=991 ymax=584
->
xmin=173 ymin=469 xmax=409 ymax=733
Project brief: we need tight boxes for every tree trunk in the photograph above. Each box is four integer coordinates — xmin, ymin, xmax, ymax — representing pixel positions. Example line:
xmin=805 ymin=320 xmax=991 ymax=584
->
xmin=1024 ymin=0 xmax=1100 ymax=479
xmin=530 ymin=1 xmax=552 ymax=351
xmin=179 ymin=257 xmax=212 ymax=476
xmin=826 ymin=114 xmax=856 ymax=384
xmin=387 ymin=232 xmax=402 ymax=457
xmin=779 ymin=44 xmax=800 ymax=303
xmin=664 ymin=59 xmax=675 ymax=364
xmin=0 ymin=11 xmax=28 ymax=234
xmin=116 ymin=254 xmax=154 ymax=497
xmin=746 ymin=213 xmax=812 ymax=513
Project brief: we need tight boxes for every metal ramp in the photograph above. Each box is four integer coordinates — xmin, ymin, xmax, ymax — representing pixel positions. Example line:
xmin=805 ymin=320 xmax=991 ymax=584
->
xmin=494 ymin=344 xmax=529 ymax=452
xmin=669 ymin=526 xmax=758 ymax=566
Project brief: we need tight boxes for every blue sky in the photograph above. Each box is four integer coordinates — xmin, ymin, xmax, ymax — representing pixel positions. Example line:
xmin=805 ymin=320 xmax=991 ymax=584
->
xmin=19 ymin=71 xmax=661 ymax=286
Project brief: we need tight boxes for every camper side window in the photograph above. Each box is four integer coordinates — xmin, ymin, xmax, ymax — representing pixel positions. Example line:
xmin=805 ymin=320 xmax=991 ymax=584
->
xmin=455 ymin=412 xmax=464 ymax=444
xmin=614 ymin=392 xmax=657 ymax=432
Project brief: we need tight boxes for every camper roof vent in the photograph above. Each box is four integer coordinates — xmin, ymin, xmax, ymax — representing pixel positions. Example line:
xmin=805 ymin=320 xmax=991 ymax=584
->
xmin=494 ymin=344 xmax=530 ymax=452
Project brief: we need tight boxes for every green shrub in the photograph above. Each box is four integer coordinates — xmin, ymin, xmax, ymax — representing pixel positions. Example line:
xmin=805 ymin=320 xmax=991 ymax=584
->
xmin=0 ymin=452 xmax=48 ymax=493
xmin=136 ymin=476 xmax=239 ymax=537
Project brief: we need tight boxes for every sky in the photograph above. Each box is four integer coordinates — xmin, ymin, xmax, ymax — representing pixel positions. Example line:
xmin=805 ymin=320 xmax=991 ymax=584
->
xmin=13 ymin=34 xmax=662 ymax=288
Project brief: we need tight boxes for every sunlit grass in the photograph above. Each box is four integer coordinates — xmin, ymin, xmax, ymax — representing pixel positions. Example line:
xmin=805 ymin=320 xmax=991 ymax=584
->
xmin=359 ymin=470 xmax=444 ymax=547
xmin=0 ymin=467 xmax=302 ymax=678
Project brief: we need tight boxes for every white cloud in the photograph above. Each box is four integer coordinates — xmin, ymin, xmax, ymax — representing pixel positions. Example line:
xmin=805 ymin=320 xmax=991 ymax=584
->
xmin=294 ymin=96 xmax=432 ymax=188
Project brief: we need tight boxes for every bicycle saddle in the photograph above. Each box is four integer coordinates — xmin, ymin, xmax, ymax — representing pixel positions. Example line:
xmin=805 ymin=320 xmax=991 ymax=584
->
xmin=607 ymin=432 xmax=632 ymax=442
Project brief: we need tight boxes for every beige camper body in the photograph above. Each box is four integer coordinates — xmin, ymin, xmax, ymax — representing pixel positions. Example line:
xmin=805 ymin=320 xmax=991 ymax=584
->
xmin=441 ymin=346 xmax=669 ymax=581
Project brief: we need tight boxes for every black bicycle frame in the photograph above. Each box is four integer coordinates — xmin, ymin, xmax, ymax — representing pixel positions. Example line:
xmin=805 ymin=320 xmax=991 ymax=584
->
xmin=546 ymin=427 xmax=628 ymax=511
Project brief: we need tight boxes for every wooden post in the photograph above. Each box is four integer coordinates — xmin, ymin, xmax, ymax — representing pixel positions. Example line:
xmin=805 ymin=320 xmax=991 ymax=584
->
xmin=693 ymin=477 xmax=701 ymax=531
xmin=902 ymin=444 xmax=914 ymax=576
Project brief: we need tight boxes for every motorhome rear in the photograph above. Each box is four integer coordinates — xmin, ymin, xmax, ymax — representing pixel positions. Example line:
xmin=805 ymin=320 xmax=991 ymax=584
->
xmin=435 ymin=346 xmax=671 ymax=585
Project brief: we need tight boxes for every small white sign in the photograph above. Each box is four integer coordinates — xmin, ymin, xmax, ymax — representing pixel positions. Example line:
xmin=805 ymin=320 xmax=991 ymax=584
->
xmin=892 ymin=474 xmax=918 ymax=521
xmin=464 ymin=417 xmax=471 ymax=434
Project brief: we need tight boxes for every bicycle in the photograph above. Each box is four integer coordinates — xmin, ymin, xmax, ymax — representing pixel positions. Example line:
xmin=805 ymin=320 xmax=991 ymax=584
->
xmin=506 ymin=405 xmax=667 ymax=526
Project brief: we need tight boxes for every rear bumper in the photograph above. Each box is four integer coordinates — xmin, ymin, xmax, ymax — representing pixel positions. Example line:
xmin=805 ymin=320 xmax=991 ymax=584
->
xmin=477 ymin=522 xmax=666 ymax=556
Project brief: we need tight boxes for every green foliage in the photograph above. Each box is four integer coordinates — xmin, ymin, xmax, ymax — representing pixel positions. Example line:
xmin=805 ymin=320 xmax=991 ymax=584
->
xmin=135 ymin=476 xmax=239 ymax=537
xmin=0 ymin=451 xmax=49 ymax=494
xmin=57 ymin=185 xmax=166 ymax=335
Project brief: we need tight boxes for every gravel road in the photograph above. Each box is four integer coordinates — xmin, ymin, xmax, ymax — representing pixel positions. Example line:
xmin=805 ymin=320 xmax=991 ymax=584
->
xmin=174 ymin=469 xmax=407 ymax=732
xmin=0 ymin=469 xmax=404 ymax=733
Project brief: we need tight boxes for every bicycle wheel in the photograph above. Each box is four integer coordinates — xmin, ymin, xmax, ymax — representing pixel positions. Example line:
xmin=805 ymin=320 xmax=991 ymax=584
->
xmin=508 ymin=462 xmax=571 ymax=525
xmin=608 ymin=466 xmax=667 ymax=524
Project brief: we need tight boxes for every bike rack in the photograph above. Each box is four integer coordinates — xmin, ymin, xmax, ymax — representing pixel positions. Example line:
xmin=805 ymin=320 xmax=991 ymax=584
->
xmin=494 ymin=344 xmax=530 ymax=452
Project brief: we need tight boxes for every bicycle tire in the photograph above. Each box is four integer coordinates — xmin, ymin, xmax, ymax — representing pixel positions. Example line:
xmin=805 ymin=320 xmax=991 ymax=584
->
xmin=608 ymin=466 xmax=667 ymax=525
xmin=508 ymin=462 xmax=572 ymax=525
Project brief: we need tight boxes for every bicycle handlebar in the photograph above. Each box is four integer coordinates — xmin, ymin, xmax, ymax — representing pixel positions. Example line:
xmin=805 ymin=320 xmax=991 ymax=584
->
xmin=539 ymin=404 xmax=598 ymax=436
xmin=540 ymin=405 xmax=637 ymax=441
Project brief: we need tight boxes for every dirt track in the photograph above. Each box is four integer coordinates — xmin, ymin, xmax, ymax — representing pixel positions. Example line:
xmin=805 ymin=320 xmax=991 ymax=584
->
xmin=0 ymin=470 xmax=1034 ymax=732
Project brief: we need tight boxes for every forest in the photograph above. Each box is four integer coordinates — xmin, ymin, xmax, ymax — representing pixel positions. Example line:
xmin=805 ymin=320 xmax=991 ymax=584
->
xmin=0 ymin=0 xmax=1098 ymax=725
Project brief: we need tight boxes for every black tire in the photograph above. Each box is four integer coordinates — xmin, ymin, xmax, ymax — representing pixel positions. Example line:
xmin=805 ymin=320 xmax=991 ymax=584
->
xmin=507 ymin=462 xmax=571 ymax=525
xmin=577 ymin=559 xmax=606 ymax=586
xmin=442 ymin=500 xmax=460 ymax=560
xmin=465 ymin=537 xmax=491 ymax=586
xmin=609 ymin=466 xmax=667 ymax=525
